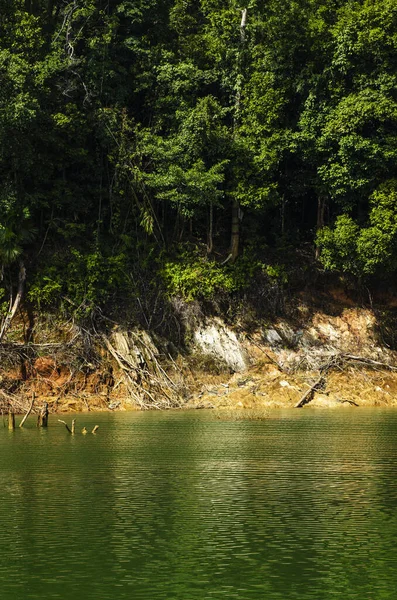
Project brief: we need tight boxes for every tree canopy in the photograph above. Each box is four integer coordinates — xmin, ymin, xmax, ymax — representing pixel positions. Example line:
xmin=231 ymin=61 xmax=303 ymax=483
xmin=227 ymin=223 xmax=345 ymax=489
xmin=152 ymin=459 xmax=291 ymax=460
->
xmin=0 ymin=0 xmax=396 ymax=318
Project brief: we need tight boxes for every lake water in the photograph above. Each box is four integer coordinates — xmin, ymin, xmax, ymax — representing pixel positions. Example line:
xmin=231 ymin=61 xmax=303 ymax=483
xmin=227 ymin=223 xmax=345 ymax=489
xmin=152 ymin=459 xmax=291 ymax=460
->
xmin=1 ymin=409 xmax=397 ymax=599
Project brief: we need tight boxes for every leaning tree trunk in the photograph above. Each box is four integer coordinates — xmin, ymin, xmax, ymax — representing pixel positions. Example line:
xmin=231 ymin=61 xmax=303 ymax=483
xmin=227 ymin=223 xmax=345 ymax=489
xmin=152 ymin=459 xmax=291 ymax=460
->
xmin=227 ymin=9 xmax=247 ymax=264
xmin=0 ymin=261 xmax=26 ymax=343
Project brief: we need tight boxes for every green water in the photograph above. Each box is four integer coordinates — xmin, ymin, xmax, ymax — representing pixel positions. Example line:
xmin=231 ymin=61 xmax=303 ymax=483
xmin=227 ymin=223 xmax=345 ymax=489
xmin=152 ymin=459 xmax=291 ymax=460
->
xmin=1 ymin=409 xmax=397 ymax=599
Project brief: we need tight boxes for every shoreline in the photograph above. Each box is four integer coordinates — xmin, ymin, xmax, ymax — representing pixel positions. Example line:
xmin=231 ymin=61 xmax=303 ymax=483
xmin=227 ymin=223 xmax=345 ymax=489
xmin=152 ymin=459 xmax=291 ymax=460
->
xmin=10 ymin=363 xmax=397 ymax=414
xmin=2 ymin=305 xmax=397 ymax=414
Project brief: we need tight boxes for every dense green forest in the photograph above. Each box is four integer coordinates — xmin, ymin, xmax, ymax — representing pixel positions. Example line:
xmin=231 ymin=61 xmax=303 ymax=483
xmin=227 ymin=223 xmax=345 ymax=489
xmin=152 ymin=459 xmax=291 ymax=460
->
xmin=0 ymin=0 xmax=396 ymax=329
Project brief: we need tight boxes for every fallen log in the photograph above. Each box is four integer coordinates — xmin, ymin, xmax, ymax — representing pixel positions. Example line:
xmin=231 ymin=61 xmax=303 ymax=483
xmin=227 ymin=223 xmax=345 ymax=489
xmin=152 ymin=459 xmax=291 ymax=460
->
xmin=295 ymin=376 xmax=326 ymax=408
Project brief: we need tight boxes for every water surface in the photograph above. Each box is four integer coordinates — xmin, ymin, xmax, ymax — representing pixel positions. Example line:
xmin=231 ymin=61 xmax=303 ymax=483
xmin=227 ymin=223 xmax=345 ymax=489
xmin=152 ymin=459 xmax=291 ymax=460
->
xmin=0 ymin=409 xmax=397 ymax=599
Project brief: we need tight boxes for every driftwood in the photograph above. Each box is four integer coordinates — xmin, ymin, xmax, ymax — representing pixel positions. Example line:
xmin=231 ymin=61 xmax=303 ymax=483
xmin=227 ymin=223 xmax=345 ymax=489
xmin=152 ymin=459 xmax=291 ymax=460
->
xmin=295 ymin=376 xmax=326 ymax=408
xmin=19 ymin=392 xmax=35 ymax=428
xmin=292 ymin=350 xmax=397 ymax=408
xmin=102 ymin=335 xmax=146 ymax=409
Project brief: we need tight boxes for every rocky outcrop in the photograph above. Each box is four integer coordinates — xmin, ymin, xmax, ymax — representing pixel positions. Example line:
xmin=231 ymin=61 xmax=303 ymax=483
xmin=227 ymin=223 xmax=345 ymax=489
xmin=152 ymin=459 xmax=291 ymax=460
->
xmin=193 ymin=318 xmax=248 ymax=372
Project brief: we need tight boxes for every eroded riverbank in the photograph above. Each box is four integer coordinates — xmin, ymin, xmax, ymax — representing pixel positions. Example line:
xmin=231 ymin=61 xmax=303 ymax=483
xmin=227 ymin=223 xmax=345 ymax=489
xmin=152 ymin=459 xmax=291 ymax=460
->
xmin=2 ymin=298 xmax=397 ymax=414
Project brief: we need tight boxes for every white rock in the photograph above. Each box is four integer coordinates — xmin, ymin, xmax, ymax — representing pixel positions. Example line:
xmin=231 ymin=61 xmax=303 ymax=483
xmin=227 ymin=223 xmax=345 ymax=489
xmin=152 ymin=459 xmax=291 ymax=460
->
xmin=193 ymin=318 xmax=248 ymax=372
xmin=279 ymin=380 xmax=291 ymax=388
xmin=263 ymin=328 xmax=283 ymax=345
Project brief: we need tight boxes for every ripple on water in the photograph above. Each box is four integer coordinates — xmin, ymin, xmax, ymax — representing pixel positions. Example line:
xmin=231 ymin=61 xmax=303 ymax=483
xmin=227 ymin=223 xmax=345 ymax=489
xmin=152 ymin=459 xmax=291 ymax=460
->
xmin=0 ymin=409 xmax=396 ymax=599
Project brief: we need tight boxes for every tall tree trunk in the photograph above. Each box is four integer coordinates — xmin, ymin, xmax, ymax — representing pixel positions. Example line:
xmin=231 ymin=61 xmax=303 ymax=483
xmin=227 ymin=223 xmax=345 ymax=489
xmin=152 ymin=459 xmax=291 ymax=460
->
xmin=230 ymin=199 xmax=240 ymax=262
xmin=315 ymin=196 xmax=326 ymax=260
xmin=207 ymin=201 xmax=213 ymax=254
xmin=228 ymin=9 xmax=247 ymax=264
xmin=0 ymin=262 xmax=26 ymax=343
xmin=281 ymin=194 xmax=286 ymax=236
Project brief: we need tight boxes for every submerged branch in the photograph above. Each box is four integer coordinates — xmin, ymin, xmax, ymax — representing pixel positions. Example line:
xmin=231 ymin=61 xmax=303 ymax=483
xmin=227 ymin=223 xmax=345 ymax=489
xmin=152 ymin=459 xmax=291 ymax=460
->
xmin=58 ymin=419 xmax=72 ymax=433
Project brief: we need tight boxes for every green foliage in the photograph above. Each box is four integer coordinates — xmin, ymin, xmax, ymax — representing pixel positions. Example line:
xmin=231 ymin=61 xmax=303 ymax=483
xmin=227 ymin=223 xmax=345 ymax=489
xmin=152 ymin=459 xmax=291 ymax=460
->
xmin=28 ymin=271 xmax=63 ymax=309
xmin=264 ymin=264 xmax=288 ymax=285
xmin=0 ymin=0 xmax=396 ymax=317
xmin=29 ymin=249 xmax=128 ymax=317
xmin=318 ymin=181 xmax=397 ymax=277
xmin=160 ymin=247 xmax=261 ymax=301
xmin=317 ymin=215 xmax=361 ymax=274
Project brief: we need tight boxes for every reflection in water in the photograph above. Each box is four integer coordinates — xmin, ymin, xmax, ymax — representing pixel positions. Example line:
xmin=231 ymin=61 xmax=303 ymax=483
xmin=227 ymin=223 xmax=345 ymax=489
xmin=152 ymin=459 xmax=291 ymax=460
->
xmin=0 ymin=410 xmax=396 ymax=599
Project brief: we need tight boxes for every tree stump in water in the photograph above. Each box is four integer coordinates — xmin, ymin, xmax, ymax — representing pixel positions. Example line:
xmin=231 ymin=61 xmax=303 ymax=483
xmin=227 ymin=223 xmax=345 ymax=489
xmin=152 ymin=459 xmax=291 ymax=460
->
xmin=37 ymin=402 xmax=49 ymax=427
xmin=8 ymin=410 xmax=15 ymax=431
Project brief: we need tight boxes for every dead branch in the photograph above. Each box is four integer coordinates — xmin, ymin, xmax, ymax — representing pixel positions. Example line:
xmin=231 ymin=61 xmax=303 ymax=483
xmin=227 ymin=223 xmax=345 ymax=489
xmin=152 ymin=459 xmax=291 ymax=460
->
xmin=1 ymin=332 xmax=81 ymax=350
xmin=19 ymin=392 xmax=35 ymax=428
xmin=246 ymin=335 xmax=285 ymax=371
xmin=337 ymin=398 xmax=359 ymax=407
xmin=0 ymin=389 xmax=27 ymax=413
xmin=342 ymin=354 xmax=397 ymax=371
xmin=102 ymin=333 xmax=182 ymax=409
xmin=0 ymin=262 xmax=26 ymax=343
xmin=295 ymin=376 xmax=326 ymax=408
xmin=58 ymin=419 xmax=72 ymax=433
xmin=101 ymin=335 xmax=147 ymax=409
